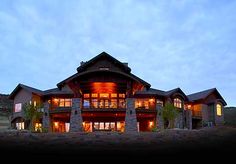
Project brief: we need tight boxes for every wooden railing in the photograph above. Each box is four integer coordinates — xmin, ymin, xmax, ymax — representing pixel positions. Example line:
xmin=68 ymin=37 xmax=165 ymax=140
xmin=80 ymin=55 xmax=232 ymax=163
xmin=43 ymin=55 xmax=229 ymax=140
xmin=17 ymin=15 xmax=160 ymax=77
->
xmin=192 ymin=111 xmax=202 ymax=117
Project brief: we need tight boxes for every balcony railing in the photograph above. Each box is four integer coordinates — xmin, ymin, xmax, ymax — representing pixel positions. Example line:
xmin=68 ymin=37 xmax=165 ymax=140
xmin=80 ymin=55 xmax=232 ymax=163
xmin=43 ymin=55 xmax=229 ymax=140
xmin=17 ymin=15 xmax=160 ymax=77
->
xmin=192 ymin=111 xmax=202 ymax=118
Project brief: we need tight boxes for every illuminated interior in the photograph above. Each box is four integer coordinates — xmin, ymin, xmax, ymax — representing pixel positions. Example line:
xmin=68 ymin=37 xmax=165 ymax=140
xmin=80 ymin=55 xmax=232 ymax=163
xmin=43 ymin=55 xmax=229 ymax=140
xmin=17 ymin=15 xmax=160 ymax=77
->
xmin=174 ymin=98 xmax=182 ymax=108
xmin=216 ymin=103 xmax=222 ymax=116
xmin=83 ymin=93 xmax=126 ymax=109
xmin=82 ymin=121 xmax=125 ymax=132
xmin=135 ymin=98 xmax=155 ymax=110
xmin=35 ymin=123 xmax=42 ymax=132
xmin=50 ymin=98 xmax=72 ymax=109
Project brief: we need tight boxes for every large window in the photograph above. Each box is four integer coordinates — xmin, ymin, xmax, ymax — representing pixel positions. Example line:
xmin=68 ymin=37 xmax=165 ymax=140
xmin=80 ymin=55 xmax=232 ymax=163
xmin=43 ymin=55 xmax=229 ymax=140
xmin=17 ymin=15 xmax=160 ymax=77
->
xmin=35 ymin=123 xmax=42 ymax=132
xmin=16 ymin=122 xmax=24 ymax=130
xmin=14 ymin=103 xmax=22 ymax=113
xmin=82 ymin=93 xmax=126 ymax=109
xmin=135 ymin=99 xmax=155 ymax=110
xmin=51 ymin=98 xmax=72 ymax=108
xmin=216 ymin=103 xmax=222 ymax=116
xmin=174 ymin=98 xmax=182 ymax=108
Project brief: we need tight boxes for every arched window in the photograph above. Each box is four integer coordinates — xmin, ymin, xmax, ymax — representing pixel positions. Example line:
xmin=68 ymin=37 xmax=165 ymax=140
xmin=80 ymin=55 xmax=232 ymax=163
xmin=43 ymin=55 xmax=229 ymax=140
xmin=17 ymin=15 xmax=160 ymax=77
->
xmin=216 ymin=103 xmax=222 ymax=116
xmin=174 ymin=98 xmax=182 ymax=108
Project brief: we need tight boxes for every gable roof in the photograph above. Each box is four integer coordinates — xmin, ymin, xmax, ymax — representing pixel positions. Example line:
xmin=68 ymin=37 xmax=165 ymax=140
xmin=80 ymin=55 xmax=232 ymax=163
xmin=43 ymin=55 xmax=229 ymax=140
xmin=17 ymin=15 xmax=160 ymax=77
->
xmin=135 ymin=88 xmax=166 ymax=96
xmin=9 ymin=84 xmax=43 ymax=99
xmin=77 ymin=51 xmax=131 ymax=73
xmin=187 ymin=88 xmax=227 ymax=105
xmin=43 ymin=88 xmax=73 ymax=96
xmin=57 ymin=69 xmax=151 ymax=88
xmin=165 ymin=87 xmax=188 ymax=100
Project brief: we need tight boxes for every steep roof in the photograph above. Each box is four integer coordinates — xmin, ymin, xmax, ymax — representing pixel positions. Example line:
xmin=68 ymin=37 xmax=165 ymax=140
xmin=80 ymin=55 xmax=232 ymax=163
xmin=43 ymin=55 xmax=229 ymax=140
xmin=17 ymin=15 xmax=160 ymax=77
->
xmin=9 ymin=84 xmax=44 ymax=99
xmin=77 ymin=51 xmax=131 ymax=73
xmin=43 ymin=88 xmax=73 ymax=96
xmin=187 ymin=88 xmax=227 ymax=105
xmin=165 ymin=88 xmax=188 ymax=100
xmin=57 ymin=52 xmax=151 ymax=88
xmin=135 ymin=88 xmax=166 ymax=96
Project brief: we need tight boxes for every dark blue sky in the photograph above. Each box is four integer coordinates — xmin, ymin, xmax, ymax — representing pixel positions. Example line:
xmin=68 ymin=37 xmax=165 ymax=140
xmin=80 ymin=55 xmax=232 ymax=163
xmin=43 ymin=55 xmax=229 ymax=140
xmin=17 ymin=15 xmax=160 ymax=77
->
xmin=0 ymin=0 xmax=235 ymax=106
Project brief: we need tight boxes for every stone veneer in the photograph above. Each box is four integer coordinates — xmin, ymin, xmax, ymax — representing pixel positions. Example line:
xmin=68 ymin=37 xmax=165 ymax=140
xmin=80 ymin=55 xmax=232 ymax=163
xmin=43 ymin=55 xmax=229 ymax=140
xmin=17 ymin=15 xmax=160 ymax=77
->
xmin=185 ymin=110 xmax=192 ymax=130
xmin=42 ymin=102 xmax=50 ymax=132
xmin=156 ymin=105 xmax=164 ymax=129
xmin=125 ymin=98 xmax=138 ymax=132
xmin=174 ymin=111 xmax=184 ymax=129
xmin=69 ymin=98 xmax=83 ymax=132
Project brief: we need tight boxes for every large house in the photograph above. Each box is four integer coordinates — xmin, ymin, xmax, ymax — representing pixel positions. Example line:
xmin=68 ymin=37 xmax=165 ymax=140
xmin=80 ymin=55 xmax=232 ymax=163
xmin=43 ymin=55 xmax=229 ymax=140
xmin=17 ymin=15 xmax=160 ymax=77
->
xmin=9 ymin=52 xmax=227 ymax=132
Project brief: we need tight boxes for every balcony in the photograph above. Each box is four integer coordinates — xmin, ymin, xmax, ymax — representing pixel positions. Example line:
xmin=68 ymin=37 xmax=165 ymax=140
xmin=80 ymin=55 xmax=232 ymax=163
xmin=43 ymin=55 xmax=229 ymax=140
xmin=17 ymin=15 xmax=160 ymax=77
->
xmin=49 ymin=107 xmax=72 ymax=114
xmin=192 ymin=111 xmax=202 ymax=118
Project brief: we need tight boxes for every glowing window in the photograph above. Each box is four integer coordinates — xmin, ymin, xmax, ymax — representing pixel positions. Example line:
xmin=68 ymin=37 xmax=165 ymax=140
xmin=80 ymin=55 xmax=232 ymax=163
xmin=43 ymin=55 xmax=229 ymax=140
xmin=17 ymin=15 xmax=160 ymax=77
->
xmin=91 ymin=99 xmax=98 ymax=108
xmin=35 ymin=123 xmax=42 ymax=132
xmin=119 ymin=93 xmax=125 ymax=98
xmin=100 ymin=93 xmax=109 ymax=98
xmin=33 ymin=101 xmax=37 ymax=107
xmin=14 ymin=103 xmax=22 ymax=113
xmin=16 ymin=122 xmax=24 ymax=130
xmin=216 ymin=104 xmax=222 ymax=116
xmin=110 ymin=99 xmax=117 ymax=108
xmin=91 ymin=93 xmax=98 ymax=98
xmin=84 ymin=94 xmax=90 ymax=98
xmin=83 ymin=99 xmax=90 ymax=108
xmin=65 ymin=99 xmax=72 ymax=107
xmin=111 ymin=93 xmax=117 ymax=98
xmin=59 ymin=99 xmax=65 ymax=107
xmin=174 ymin=98 xmax=182 ymax=108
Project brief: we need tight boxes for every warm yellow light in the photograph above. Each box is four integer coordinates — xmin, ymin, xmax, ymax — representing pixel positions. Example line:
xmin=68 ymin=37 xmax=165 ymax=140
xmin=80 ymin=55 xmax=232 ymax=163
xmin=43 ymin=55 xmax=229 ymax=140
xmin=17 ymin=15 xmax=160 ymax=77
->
xmin=149 ymin=99 xmax=155 ymax=103
xmin=54 ymin=122 xmax=59 ymax=127
xmin=82 ymin=122 xmax=85 ymax=126
xmin=53 ymin=98 xmax=59 ymax=103
xmin=149 ymin=121 xmax=154 ymax=127
xmin=187 ymin=105 xmax=191 ymax=109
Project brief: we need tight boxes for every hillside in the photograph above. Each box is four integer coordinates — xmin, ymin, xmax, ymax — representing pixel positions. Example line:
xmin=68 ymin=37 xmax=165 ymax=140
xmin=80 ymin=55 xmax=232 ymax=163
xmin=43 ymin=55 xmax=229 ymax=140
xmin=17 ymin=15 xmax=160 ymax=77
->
xmin=224 ymin=107 xmax=236 ymax=126
xmin=0 ymin=94 xmax=12 ymax=130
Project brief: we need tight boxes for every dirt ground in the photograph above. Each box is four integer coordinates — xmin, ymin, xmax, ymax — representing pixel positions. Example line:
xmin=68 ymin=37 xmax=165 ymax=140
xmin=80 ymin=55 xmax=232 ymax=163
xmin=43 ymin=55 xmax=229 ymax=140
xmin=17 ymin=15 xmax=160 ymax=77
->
xmin=0 ymin=126 xmax=236 ymax=159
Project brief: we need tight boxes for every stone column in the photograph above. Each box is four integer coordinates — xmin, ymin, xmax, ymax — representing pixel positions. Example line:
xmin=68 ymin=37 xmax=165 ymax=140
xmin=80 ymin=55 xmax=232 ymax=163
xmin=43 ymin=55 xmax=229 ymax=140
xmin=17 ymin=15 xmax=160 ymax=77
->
xmin=156 ymin=105 xmax=164 ymax=130
xmin=174 ymin=111 xmax=184 ymax=129
xmin=43 ymin=101 xmax=50 ymax=132
xmin=70 ymin=98 xmax=83 ymax=132
xmin=125 ymin=98 xmax=137 ymax=133
xmin=185 ymin=110 xmax=192 ymax=130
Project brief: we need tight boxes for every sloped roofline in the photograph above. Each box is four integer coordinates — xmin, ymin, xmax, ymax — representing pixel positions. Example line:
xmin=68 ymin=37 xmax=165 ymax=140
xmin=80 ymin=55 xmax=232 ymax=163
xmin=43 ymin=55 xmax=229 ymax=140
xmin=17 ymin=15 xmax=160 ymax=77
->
xmin=57 ymin=70 xmax=151 ymax=88
xmin=187 ymin=88 xmax=227 ymax=106
xmin=9 ymin=83 xmax=44 ymax=99
xmin=77 ymin=51 xmax=131 ymax=73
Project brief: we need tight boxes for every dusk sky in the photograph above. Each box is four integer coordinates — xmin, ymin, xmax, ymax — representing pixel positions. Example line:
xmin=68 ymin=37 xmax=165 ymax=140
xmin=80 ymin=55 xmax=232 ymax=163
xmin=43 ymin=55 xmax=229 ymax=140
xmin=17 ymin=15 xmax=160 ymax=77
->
xmin=0 ymin=0 xmax=235 ymax=106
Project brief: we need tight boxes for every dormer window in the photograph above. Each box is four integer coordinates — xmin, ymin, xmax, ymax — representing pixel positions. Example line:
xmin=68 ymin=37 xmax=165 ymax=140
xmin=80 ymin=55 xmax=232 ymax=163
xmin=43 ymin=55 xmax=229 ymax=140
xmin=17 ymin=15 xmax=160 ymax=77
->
xmin=99 ymin=67 xmax=109 ymax=70
xmin=174 ymin=98 xmax=182 ymax=108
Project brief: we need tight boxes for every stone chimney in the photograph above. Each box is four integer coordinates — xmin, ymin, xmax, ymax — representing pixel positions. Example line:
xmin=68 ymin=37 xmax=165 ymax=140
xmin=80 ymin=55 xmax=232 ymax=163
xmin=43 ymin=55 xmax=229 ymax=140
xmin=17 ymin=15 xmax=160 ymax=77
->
xmin=80 ymin=61 xmax=85 ymax=66
xmin=123 ymin=62 xmax=128 ymax=66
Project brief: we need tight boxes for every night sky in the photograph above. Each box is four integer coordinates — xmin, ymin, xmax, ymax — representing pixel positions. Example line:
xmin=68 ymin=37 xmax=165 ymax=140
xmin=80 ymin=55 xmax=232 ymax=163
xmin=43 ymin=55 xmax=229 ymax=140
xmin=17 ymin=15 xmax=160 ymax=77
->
xmin=0 ymin=0 xmax=235 ymax=106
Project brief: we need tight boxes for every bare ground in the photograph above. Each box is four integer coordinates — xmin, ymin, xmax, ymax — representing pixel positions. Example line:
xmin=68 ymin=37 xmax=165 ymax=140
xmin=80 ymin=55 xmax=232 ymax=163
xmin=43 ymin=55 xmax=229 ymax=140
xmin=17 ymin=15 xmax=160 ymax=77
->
xmin=0 ymin=126 xmax=236 ymax=159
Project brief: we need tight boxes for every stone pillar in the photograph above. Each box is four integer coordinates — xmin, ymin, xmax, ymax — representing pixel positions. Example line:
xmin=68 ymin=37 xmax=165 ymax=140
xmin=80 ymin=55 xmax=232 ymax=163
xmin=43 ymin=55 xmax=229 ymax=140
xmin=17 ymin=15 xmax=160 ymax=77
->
xmin=175 ymin=111 xmax=184 ymax=129
xmin=156 ymin=105 xmax=164 ymax=129
xmin=70 ymin=98 xmax=83 ymax=132
xmin=43 ymin=101 xmax=50 ymax=132
xmin=125 ymin=98 xmax=137 ymax=133
xmin=185 ymin=110 xmax=192 ymax=130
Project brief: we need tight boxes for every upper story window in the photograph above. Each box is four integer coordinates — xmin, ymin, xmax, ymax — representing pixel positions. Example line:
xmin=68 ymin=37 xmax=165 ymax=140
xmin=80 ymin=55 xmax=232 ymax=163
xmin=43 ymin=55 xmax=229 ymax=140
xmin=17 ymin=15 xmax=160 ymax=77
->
xmin=156 ymin=99 xmax=163 ymax=107
xmin=135 ymin=99 xmax=155 ymax=110
xmin=14 ymin=103 xmax=22 ymax=113
xmin=51 ymin=98 xmax=72 ymax=108
xmin=174 ymin=98 xmax=182 ymax=108
xmin=216 ymin=103 xmax=222 ymax=116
